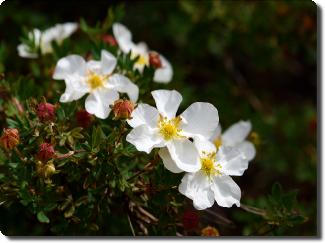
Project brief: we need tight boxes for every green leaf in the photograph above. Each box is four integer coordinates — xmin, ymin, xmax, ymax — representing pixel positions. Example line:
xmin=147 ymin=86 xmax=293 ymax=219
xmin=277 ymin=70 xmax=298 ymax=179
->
xmin=37 ymin=211 xmax=50 ymax=224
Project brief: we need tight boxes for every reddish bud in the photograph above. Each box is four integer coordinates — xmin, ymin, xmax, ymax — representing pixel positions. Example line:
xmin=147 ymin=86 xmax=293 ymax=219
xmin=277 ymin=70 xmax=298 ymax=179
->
xmin=0 ymin=128 xmax=19 ymax=150
xmin=37 ymin=102 xmax=56 ymax=122
xmin=76 ymin=109 xmax=93 ymax=128
xmin=149 ymin=52 xmax=162 ymax=68
xmin=183 ymin=210 xmax=199 ymax=230
xmin=112 ymin=99 xmax=135 ymax=120
xmin=37 ymin=143 xmax=55 ymax=162
xmin=102 ymin=34 xmax=118 ymax=46
xmin=201 ymin=226 xmax=220 ymax=236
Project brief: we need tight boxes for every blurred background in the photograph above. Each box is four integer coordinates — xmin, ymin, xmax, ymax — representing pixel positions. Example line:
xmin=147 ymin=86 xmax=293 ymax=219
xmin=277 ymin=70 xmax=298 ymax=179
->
xmin=0 ymin=0 xmax=317 ymax=236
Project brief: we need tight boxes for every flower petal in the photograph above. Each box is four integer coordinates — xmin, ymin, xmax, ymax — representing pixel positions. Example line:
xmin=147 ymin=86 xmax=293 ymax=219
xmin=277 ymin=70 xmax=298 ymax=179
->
xmin=179 ymin=172 xmax=215 ymax=210
xmin=108 ymin=74 xmax=139 ymax=102
xmin=209 ymin=125 xmax=222 ymax=141
xmin=180 ymin=102 xmax=219 ymax=139
xmin=211 ymin=175 xmax=241 ymax=207
xmin=17 ymin=44 xmax=38 ymax=58
xmin=158 ymin=148 xmax=183 ymax=173
xmin=100 ymin=50 xmax=117 ymax=75
xmin=59 ymin=77 xmax=88 ymax=103
xmin=53 ymin=55 xmax=87 ymax=80
xmin=85 ymin=88 xmax=119 ymax=119
xmin=151 ymin=90 xmax=182 ymax=119
xmin=153 ymin=54 xmax=173 ymax=83
xmin=222 ymin=121 xmax=252 ymax=146
xmin=218 ymin=146 xmax=249 ymax=176
xmin=112 ymin=22 xmax=135 ymax=53
xmin=167 ymin=139 xmax=200 ymax=173
xmin=127 ymin=104 xmax=159 ymax=129
xmin=194 ymin=137 xmax=216 ymax=156
xmin=235 ymin=141 xmax=256 ymax=161
xmin=126 ymin=126 xmax=164 ymax=154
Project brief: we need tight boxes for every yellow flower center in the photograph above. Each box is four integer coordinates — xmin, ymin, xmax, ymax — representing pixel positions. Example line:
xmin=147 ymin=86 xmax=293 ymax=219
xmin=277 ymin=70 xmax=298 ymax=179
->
xmin=201 ymin=151 xmax=222 ymax=177
xmin=158 ymin=115 xmax=182 ymax=141
xmin=136 ymin=55 xmax=149 ymax=66
xmin=213 ymin=136 xmax=223 ymax=150
xmin=87 ymin=73 xmax=105 ymax=90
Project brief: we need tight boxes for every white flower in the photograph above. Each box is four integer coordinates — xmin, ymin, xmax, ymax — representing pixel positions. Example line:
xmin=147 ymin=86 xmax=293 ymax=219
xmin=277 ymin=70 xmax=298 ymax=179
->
xmin=17 ymin=22 xmax=78 ymax=58
xmin=112 ymin=22 xmax=173 ymax=83
xmin=126 ymin=89 xmax=219 ymax=172
xmin=179 ymin=138 xmax=249 ymax=210
xmin=210 ymin=121 xmax=256 ymax=161
xmin=53 ymin=50 xmax=139 ymax=119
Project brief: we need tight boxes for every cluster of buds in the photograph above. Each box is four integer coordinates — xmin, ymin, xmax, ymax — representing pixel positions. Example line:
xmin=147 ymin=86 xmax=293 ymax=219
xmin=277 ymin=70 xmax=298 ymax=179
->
xmin=112 ymin=99 xmax=135 ymax=120
xmin=201 ymin=226 xmax=220 ymax=236
xmin=36 ymin=102 xmax=56 ymax=122
xmin=76 ymin=109 xmax=93 ymax=128
xmin=148 ymin=52 xmax=162 ymax=69
xmin=36 ymin=143 xmax=55 ymax=162
xmin=36 ymin=160 xmax=56 ymax=179
xmin=0 ymin=128 xmax=20 ymax=150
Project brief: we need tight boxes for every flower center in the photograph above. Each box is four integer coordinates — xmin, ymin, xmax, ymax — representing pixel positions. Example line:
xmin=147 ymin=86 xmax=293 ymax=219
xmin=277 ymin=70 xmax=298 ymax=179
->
xmin=201 ymin=151 xmax=222 ymax=177
xmin=87 ymin=73 xmax=105 ymax=90
xmin=158 ymin=115 xmax=182 ymax=141
xmin=214 ymin=136 xmax=223 ymax=150
xmin=136 ymin=55 xmax=149 ymax=66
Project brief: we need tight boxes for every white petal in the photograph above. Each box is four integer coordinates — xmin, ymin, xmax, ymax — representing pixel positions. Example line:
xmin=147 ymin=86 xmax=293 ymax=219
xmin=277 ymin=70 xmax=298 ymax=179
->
xmin=153 ymin=54 xmax=173 ymax=83
xmin=180 ymin=102 xmax=219 ymax=139
xmin=108 ymin=74 xmax=139 ymax=102
xmin=53 ymin=55 xmax=87 ymax=80
xmin=236 ymin=141 xmax=256 ymax=161
xmin=127 ymin=104 xmax=159 ymax=129
xmin=42 ymin=22 xmax=78 ymax=44
xmin=151 ymin=90 xmax=182 ymax=119
xmin=222 ymin=121 xmax=252 ymax=146
xmin=194 ymin=137 xmax=216 ymax=156
xmin=100 ymin=50 xmax=117 ymax=75
xmin=209 ymin=125 xmax=222 ymax=142
xmin=58 ymin=22 xmax=78 ymax=39
xmin=85 ymin=88 xmax=119 ymax=119
xmin=59 ymin=77 xmax=88 ymax=103
xmin=179 ymin=172 xmax=215 ymax=210
xmin=211 ymin=175 xmax=241 ymax=207
xmin=167 ymin=139 xmax=200 ymax=173
xmin=17 ymin=44 xmax=38 ymax=58
xmin=112 ymin=22 xmax=135 ymax=53
xmin=126 ymin=126 xmax=164 ymax=153
xmin=218 ymin=146 xmax=249 ymax=176
xmin=158 ymin=148 xmax=183 ymax=173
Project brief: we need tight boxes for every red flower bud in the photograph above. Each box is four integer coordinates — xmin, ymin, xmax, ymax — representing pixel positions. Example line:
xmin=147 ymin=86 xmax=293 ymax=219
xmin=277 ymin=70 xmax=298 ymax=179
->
xmin=112 ymin=99 xmax=135 ymax=120
xmin=201 ymin=226 xmax=220 ymax=236
xmin=0 ymin=128 xmax=19 ymax=150
xmin=102 ymin=34 xmax=118 ymax=46
xmin=76 ymin=109 xmax=93 ymax=128
xmin=37 ymin=102 xmax=56 ymax=122
xmin=149 ymin=52 xmax=162 ymax=69
xmin=37 ymin=143 xmax=55 ymax=162
xmin=182 ymin=210 xmax=199 ymax=230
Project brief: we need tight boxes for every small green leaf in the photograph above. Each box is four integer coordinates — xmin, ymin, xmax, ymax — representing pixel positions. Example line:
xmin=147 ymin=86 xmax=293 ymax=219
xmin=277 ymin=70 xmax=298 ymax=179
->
xmin=37 ymin=211 xmax=50 ymax=224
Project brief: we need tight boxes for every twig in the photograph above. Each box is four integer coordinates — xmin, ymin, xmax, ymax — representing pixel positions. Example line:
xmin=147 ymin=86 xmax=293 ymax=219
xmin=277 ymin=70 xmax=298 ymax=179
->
xmin=240 ymin=203 xmax=267 ymax=217
xmin=127 ymin=213 xmax=136 ymax=236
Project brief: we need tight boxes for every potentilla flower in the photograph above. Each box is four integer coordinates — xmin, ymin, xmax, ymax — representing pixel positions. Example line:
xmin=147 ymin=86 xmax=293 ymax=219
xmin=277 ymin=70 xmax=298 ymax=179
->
xmin=53 ymin=50 xmax=139 ymax=119
xmin=179 ymin=138 xmax=249 ymax=210
xmin=36 ymin=102 xmax=56 ymax=122
xmin=210 ymin=121 xmax=256 ymax=161
xmin=37 ymin=143 xmax=55 ymax=162
xmin=0 ymin=128 xmax=20 ymax=150
xmin=112 ymin=22 xmax=173 ymax=83
xmin=126 ymin=89 xmax=219 ymax=172
xmin=17 ymin=22 xmax=78 ymax=58
xmin=76 ymin=109 xmax=93 ymax=128
xmin=112 ymin=99 xmax=135 ymax=120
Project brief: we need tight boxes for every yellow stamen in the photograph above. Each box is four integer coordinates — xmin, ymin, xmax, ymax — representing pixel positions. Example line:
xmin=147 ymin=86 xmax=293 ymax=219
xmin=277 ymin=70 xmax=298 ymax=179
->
xmin=201 ymin=151 xmax=222 ymax=177
xmin=136 ymin=55 xmax=149 ymax=66
xmin=214 ymin=136 xmax=223 ymax=150
xmin=158 ymin=115 xmax=182 ymax=141
xmin=87 ymin=73 xmax=105 ymax=90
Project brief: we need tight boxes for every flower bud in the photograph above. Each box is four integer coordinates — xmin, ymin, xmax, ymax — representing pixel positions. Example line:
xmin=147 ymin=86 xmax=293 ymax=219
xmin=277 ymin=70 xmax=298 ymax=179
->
xmin=102 ymin=34 xmax=118 ymax=46
xmin=0 ymin=128 xmax=19 ymax=150
xmin=112 ymin=99 xmax=135 ymax=120
xmin=43 ymin=162 xmax=56 ymax=178
xmin=201 ymin=226 xmax=220 ymax=236
xmin=76 ymin=109 xmax=93 ymax=128
xmin=182 ymin=210 xmax=199 ymax=230
xmin=149 ymin=52 xmax=162 ymax=69
xmin=37 ymin=102 xmax=56 ymax=122
xmin=37 ymin=143 xmax=55 ymax=162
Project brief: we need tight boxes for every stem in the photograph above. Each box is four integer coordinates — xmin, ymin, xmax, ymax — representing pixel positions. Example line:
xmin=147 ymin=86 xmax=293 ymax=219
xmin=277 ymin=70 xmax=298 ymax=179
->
xmin=14 ymin=148 xmax=27 ymax=162
xmin=127 ymin=213 xmax=136 ymax=236
xmin=127 ymin=160 xmax=155 ymax=182
xmin=240 ymin=203 xmax=267 ymax=217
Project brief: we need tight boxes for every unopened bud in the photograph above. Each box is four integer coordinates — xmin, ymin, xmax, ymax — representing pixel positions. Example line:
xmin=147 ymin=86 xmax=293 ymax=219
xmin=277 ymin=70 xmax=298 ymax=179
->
xmin=112 ymin=99 xmax=135 ymax=120
xmin=37 ymin=102 xmax=56 ymax=122
xmin=44 ymin=162 xmax=56 ymax=178
xmin=183 ymin=210 xmax=199 ymax=230
xmin=149 ymin=52 xmax=162 ymax=68
xmin=37 ymin=143 xmax=55 ymax=162
xmin=201 ymin=226 xmax=220 ymax=236
xmin=76 ymin=109 xmax=93 ymax=128
xmin=0 ymin=128 xmax=19 ymax=150
xmin=102 ymin=34 xmax=118 ymax=46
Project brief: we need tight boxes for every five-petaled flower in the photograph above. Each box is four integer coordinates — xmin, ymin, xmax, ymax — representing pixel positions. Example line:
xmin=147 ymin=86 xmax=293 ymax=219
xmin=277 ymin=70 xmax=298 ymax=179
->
xmin=126 ymin=89 xmax=219 ymax=173
xmin=178 ymin=137 xmax=250 ymax=210
xmin=53 ymin=50 xmax=139 ymax=119
xmin=18 ymin=22 xmax=78 ymax=58
xmin=113 ymin=22 xmax=173 ymax=83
